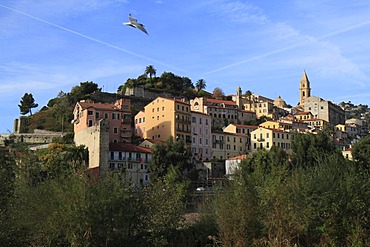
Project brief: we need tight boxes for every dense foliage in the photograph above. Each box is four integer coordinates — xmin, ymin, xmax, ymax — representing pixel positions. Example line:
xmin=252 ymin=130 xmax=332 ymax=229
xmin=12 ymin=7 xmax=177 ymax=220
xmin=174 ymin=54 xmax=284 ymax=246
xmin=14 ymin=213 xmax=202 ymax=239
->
xmin=1 ymin=132 xmax=369 ymax=246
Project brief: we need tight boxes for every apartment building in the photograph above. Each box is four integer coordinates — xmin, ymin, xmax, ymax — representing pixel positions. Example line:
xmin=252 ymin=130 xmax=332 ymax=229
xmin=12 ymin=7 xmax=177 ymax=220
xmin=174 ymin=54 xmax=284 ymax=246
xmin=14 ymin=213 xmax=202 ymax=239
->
xmin=336 ymin=124 xmax=358 ymax=139
xmin=303 ymin=96 xmax=345 ymax=126
xmin=250 ymin=127 xmax=292 ymax=152
xmin=109 ymin=143 xmax=152 ymax=186
xmin=294 ymin=111 xmax=313 ymax=121
xmin=190 ymin=97 xmax=256 ymax=127
xmin=211 ymin=130 xmax=248 ymax=160
xmin=135 ymin=97 xmax=191 ymax=144
xmin=260 ymin=119 xmax=308 ymax=133
xmin=191 ymin=111 xmax=212 ymax=162
xmin=223 ymin=123 xmax=258 ymax=152
xmin=73 ymin=98 xmax=132 ymax=143
xmin=303 ymin=118 xmax=329 ymax=131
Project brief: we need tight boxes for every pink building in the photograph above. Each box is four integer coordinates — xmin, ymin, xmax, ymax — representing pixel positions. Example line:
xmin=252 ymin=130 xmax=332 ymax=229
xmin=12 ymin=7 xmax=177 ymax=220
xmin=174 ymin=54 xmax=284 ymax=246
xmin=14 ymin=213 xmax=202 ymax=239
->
xmin=73 ymin=98 xmax=132 ymax=143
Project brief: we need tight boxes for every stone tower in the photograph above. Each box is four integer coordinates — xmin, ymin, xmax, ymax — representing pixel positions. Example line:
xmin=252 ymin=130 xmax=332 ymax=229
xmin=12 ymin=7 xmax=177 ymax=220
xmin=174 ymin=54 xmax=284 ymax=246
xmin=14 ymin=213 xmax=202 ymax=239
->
xmin=236 ymin=86 xmax=242 ymax=109
xmin=299 ymin=71 xmax=311 ymax=105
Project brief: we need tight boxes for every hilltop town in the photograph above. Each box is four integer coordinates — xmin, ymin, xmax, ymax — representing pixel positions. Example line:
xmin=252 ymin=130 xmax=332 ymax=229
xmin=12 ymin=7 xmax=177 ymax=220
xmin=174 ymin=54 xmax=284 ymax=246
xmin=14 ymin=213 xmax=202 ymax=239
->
xmin=2 ymin=69 xmax=370 ymax=246
xmin=2 ymin=70 xmax=370 ymax=184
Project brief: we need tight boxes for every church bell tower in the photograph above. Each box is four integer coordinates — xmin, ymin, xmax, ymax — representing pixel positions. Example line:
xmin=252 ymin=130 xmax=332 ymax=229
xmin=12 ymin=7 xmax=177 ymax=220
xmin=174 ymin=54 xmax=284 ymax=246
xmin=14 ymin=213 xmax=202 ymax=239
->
xmin=299 ymin=71 xmax=311 ymax=105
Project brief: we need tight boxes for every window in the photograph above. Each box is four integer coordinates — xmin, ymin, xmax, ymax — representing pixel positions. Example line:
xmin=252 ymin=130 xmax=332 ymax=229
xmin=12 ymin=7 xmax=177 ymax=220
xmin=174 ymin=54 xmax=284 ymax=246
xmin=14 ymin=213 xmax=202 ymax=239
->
xmin=88 ymin=119 xmax=93 ymax=127
xmin=192 ymin=117 xmax=196 ymax=123
xmin=88 ymin=110 xmax=93 ymax=115
xmin=104 ymin=113 xmax=108 ymax=118
xmin=113 ymin=127 xmax=118 ymax=134
xmin=112 ymin=113 xmax=116 ymax=120
xmin=109 ymin=163 xmax=115 ymax=170
xmin=95 ymin=112 xmax=100 ymax=119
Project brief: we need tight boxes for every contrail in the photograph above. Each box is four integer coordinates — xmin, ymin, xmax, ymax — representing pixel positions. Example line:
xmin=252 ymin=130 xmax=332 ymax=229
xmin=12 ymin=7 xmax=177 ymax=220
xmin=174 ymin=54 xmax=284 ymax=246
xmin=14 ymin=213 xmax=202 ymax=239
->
xmin=0 ymin=3 xmax=185 ymax=73
xmin=203 ymin=19 xmax=370 ymax=76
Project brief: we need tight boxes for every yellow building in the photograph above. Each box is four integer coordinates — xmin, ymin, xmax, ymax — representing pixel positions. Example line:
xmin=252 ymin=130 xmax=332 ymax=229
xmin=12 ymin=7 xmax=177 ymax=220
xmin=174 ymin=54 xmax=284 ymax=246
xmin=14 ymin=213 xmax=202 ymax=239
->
xmin=211 ymin=130 xmax=247 ymax=160
xmin=336 ymin=124 xmax=358 ymax=139
xmin=259 ymin=120 xmax=280 ymax=130
xmin=136 ymin=97 xmax=191 ymax=144
xmin=303 ymin=118 xmax=329 ymax=131
xmin=294 ymin=111 xmax=313 ymax=121
xmin=250 ymin=127 xmax=292 ymax=152
xmin=223 ymin=124 xmax=258 ymax=152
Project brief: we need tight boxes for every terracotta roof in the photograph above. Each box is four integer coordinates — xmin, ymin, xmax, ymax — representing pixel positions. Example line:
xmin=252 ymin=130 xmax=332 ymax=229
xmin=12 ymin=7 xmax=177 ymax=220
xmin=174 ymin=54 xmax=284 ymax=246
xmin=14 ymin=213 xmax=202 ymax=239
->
xmin=205 ymin=98 xmax=236 ymax=106
xmin=295 ymin=111 xmax=311 ymax=115
xmin=228 ymin=154 xmax=248 ymax=160
xmin=78 ymin=102 xmax=116 ymax=111
xmin=230 ymin=124 xmax=258 ymax=129
xmin=109 ymin=143 xmax=152 ymax=153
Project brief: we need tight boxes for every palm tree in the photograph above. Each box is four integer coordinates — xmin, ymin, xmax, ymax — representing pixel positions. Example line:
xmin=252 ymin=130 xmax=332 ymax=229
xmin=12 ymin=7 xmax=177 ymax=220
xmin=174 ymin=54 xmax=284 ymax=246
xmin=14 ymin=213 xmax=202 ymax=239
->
xmin=145 ymin=65 xmax=156 ymax=80
xmin=195 ymin=79 xmax=206 ymax=92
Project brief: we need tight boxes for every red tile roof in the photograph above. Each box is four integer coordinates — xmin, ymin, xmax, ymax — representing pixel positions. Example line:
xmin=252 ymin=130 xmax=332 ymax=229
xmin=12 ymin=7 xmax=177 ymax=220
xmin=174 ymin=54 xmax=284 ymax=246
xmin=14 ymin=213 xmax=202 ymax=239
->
xmin=109 ymin=143 xmax=152 ymax=153
xmin=205 ymin=98 xmax=236 ymax=106
xmin=295 ymin=111 xmax=311 ymax=115
xmin=231 ymin=124 xmax=259 ymax=129
xmin=78 ymin=102 xmax=117 ymax=111
xmin=228 ymin=154 xmax=248 ymax=160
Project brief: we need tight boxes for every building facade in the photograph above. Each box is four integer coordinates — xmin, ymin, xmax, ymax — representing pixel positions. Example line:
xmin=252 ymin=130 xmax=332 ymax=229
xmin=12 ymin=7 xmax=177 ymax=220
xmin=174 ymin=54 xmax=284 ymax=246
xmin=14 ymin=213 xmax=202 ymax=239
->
xmin=191 ymin=111 xmax=212 ymax=162
xmin=303 ymin=96 xmax=345 ymax=126
xmin=250 ymin=127 xmax=292 ymax=152
xmin=136 ymin=97 xmax=192 ymax=144
xmin=73 ymin=98 xmax=132 ymax=143
xmin=109 ymin=143 xmax=152 ymax=186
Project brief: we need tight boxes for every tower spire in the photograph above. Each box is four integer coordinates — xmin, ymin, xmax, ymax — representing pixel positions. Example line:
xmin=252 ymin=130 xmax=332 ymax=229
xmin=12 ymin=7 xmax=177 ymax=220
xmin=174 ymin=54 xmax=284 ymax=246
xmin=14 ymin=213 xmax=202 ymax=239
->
xmin=299 ymin=71 xmax=311 ymax=105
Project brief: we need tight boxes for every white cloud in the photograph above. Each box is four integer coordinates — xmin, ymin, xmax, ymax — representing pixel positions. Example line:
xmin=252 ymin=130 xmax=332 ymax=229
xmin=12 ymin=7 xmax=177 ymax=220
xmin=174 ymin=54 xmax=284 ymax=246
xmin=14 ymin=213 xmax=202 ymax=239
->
xmin=205 ymin=0 xmax=269 ymax=24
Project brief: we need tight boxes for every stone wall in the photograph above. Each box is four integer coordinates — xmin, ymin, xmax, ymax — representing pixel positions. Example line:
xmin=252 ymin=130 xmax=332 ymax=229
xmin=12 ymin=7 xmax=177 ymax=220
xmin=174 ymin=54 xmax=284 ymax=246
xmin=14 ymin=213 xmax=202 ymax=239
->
xmin=74 ymin=119 xmax=110 ymax=173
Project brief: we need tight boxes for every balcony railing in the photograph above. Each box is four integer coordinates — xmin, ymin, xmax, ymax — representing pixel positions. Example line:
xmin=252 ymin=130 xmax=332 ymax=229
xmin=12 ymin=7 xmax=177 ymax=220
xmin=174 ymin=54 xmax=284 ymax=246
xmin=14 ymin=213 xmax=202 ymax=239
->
xmin=257 ymin=138 xmax=265 ymax=142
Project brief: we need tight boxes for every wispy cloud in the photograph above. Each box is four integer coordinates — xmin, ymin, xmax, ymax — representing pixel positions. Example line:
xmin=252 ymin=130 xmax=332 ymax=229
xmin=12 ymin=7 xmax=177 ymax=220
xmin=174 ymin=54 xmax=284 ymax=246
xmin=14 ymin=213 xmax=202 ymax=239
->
xmin=205 ymin=0 xmax=269 ymax=24
xmin=0 ymin=3 xmax=187 ymax=73
xmin=202 ymin=1 xmax=370 ymax=86
xmin=0 ymin=61 xmax=143 ymax=94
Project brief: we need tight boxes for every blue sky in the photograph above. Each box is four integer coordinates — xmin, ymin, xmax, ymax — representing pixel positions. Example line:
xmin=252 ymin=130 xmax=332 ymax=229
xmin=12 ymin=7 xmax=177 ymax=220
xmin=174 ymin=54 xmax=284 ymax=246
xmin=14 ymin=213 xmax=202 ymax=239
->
xmin=1 ymin=0 xmax=370 ymax=133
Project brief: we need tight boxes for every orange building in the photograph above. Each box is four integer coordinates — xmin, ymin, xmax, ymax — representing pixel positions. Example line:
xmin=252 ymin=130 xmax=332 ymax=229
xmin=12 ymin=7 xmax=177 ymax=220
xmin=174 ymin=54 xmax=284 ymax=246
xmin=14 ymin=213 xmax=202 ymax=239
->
xmin=135 ymin=97 xmax=192 ymax=144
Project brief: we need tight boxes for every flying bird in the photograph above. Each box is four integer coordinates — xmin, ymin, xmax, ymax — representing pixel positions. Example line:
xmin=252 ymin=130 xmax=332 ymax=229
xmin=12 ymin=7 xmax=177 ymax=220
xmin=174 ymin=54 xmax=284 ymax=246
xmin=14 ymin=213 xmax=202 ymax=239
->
xmin=123 ymin=14 xmax=148 ymax=35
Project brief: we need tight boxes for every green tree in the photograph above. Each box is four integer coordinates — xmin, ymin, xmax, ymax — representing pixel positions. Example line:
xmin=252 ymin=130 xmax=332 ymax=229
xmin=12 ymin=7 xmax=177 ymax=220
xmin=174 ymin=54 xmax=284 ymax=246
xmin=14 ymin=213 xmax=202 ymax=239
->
xmin=195 ymin=79 xmax=206 ymax=92
xmin=69 ymin=81 xmax=100 ymax=103
xmin=19 ymin=93 xmax=38 ymax=115
xmin=145 ymin=65 xmax=157 ymax=80
xmin=0 ymin=148 xmax=17 ymax=245
xmin=351 ymin=135 xmax=370 ymax=170
xmin=291 ymin=131 xmax=340 ymax=168
xmin=150 ymin=138 xmax=192 ymax=182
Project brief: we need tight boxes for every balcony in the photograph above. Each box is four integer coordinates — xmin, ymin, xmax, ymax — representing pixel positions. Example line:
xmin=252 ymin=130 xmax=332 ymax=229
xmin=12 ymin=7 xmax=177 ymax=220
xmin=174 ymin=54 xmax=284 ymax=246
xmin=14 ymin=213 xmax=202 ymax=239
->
xmin=122 ymin=118 xmax=131 ymax=124
xmin=213 ymin=139 xmax=224 ymax=144
xmin=257 ymin=138 xmax=265 ymax=142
